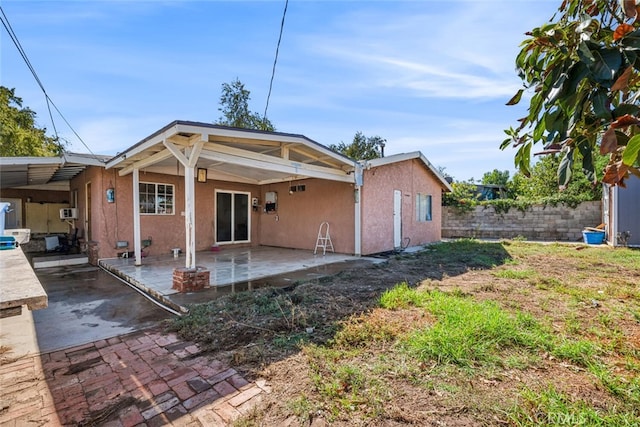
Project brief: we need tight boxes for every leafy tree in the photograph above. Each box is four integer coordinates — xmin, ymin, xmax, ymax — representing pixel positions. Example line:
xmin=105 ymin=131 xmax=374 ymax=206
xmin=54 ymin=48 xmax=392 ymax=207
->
xmin=0 ymin=86 xmax=62 ymax=157
xmin=481 ymin=169 xmax=510 ymax=186
xmin=216 ymin=79 xmax=274 ymax=131
xmin=508 ymin=154 xmax=603 ymax=201
xmin=503 ymin=0 xmax=640 ymax=187
xmin=329 ymin=131 xmax=385 ymax=160
xmin=442 ymin=180 xmax=479 ymax=212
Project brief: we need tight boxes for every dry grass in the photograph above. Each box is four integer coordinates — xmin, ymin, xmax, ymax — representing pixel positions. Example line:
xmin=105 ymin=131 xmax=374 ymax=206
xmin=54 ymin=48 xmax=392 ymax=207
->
xmin=170 ymin=239 xmax=640 ymax=426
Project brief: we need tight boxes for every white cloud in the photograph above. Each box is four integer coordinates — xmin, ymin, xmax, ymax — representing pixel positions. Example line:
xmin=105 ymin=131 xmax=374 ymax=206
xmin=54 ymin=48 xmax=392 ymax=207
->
xmin=292 ymin=1 xmax=546 ymax=102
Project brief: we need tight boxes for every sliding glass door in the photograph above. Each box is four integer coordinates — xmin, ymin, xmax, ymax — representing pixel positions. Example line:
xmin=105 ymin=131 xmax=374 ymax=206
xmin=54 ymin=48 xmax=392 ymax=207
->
xmin=215 ymin=190 xmax=250 ymax=243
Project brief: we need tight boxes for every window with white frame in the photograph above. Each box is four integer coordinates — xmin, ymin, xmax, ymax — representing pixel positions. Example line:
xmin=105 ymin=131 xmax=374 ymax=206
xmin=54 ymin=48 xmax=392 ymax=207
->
xmin=416 ymin=193 xmax=432 ymax=222
xmin=139 ymin=182 xmax=174 ymax=214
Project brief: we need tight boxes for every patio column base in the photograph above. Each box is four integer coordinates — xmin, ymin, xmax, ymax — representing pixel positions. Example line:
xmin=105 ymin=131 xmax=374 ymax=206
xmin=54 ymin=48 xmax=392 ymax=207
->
xmin=172 ymin=266 xmax=210 ymax=293
xmin=88 ymin=241 xmax=99 ymax=266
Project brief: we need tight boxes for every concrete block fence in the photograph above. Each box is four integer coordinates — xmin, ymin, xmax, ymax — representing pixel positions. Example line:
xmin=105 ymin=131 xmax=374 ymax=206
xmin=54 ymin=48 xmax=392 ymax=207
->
xmin=442 ymin=201 xmax=602 ymax=242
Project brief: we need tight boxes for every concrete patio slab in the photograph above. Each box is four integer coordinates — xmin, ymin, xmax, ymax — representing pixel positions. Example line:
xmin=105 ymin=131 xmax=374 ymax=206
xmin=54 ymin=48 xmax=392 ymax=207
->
xmin=100 ymin=246 xmax=382 ymax=312
xmin=0 ymin=265 xmax=172 ymax=357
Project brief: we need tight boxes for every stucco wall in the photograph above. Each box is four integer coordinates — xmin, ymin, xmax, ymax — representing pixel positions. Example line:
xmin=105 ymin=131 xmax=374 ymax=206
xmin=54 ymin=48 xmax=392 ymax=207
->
xmin=361 ymin=159 xmax=443 ymax=254
xmin=71 ymin=167 xmax=262 ymax=259
xmin=258 ymin=179 xmax=355 ymax=253
xmin=68 ymin=160 xmax=445 ymax=258
xmin=442 ymin=201 xmax=602 ymax=241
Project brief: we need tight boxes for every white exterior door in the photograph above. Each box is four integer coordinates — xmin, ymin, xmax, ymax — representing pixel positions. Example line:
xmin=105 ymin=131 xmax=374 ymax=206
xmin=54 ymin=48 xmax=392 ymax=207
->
xmin=393 ymin=190 xmax=402 ymax=248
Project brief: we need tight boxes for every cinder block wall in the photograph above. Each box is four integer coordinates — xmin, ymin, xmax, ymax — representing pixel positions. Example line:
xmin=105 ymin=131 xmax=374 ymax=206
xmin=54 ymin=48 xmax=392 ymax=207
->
xmin=442 ymin=201 xmax=602 ymax=242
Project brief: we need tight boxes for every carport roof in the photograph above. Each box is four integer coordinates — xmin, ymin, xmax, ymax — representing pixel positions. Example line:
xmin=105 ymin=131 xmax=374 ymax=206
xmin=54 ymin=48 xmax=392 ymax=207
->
xmin=0 ymin=152 xmax=108 ymax=189
xmin=106 ymin=121 xmax=356 ymax=184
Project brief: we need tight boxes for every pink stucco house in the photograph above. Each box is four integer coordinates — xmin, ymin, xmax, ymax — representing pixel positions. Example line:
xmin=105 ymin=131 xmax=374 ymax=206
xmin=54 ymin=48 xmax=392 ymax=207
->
xmin=1 ymin=121 xmax=451 ymax=267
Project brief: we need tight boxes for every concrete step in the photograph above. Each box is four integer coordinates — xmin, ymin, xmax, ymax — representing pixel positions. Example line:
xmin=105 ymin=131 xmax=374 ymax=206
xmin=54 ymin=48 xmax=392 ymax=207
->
xmin=32 ymin=254 xmax=88 ymax=269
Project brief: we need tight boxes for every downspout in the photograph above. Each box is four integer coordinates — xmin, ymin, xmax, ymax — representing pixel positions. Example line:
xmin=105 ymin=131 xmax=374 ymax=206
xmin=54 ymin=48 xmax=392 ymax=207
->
xmin=354 ymin=161 xmax=364 ymax=256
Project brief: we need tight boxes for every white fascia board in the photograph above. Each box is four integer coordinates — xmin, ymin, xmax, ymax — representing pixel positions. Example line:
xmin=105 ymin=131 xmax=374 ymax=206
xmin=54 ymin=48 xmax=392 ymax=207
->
xmin=0 ymin=155 xmax=105 ymax=170
xmin=106 ymin=125 xmax=179 ymax=169
xmin=366 ymin=152 xmax=421 ymax=168
xmin=61 ymin=153 xmax=108 ymax=166
xmin=418 ymin=152 xmax=453 ymax=192
xmin=0 ymin=156 xmax=64 ymax=166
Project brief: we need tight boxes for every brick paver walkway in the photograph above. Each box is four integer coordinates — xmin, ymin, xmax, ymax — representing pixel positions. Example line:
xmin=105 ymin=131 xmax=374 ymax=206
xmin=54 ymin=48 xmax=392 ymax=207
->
xmin=0 ymin=328 xmax=268 ymax=426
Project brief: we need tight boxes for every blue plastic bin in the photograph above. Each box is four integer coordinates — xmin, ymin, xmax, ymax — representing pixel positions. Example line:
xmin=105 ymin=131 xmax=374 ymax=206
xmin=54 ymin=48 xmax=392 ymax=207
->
xmin=0 ymin=235 xmax=18 ymax=250
xmin=582 ymin=230 xmax=605 ymax=245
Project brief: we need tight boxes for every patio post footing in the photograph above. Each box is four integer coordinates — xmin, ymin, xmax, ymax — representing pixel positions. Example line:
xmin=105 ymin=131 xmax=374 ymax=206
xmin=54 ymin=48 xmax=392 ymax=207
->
xmin=172 ymin=266 xmax=210 ymax=293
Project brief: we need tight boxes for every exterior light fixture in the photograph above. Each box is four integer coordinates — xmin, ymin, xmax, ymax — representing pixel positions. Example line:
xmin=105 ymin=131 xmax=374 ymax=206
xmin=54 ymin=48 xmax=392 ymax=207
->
xmin=197 ymin=168 xmax=207 ymax=183
xmin=106 ymin=181 xmax=115 ymax=203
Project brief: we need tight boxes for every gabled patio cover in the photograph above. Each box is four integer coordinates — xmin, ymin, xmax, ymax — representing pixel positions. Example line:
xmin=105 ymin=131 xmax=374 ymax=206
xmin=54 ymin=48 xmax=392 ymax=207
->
xmin=106 ymin=121 xmax=358 ymax=269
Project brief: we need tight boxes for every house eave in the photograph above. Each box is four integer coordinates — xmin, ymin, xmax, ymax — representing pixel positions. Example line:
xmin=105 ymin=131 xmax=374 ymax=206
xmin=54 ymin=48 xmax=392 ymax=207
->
xmin=366 ymin=151 xmax=453 ymax=192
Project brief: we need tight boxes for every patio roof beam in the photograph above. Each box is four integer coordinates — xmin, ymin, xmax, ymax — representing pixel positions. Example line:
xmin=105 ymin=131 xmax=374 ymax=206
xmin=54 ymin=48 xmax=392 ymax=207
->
xmin=200 ymin=143 xmax=354 ymax=184
xmin=293 ymin=149 xmax=342 ymax=167
xmin=107 ymin=125 xmax=185 ymax=169
xmin=118 ymin=149 xmax=173 ymax=176
xmin=194 ymin=125 xmax=308 ymax=145
xmin=259 ymin=176 xmax=303 ymax=185
xmin=281 ymin=144 xmax=290 ymax=160
xmin=163 ymin=140 xmax=189 ymax=166
xmin=206 ymin=168 xmax=261 ymax=184
xmin=199 ymin=150 xmax=353 ymax=184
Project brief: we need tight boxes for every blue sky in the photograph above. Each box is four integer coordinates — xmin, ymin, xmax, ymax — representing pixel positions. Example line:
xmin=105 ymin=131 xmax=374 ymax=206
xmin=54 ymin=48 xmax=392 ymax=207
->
xmin=2 ymin=0 xmax=559 ymax=181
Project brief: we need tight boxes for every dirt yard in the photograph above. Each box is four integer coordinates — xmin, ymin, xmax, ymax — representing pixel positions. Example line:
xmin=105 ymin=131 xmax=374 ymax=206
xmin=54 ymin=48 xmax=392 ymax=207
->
xmin=170 ymin=240 xmax=640 ymax=426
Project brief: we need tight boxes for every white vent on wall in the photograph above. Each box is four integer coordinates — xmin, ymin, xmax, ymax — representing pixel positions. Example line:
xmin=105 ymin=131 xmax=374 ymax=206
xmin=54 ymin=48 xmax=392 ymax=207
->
xmin=59 ymin=208 xmax=78 ymax=220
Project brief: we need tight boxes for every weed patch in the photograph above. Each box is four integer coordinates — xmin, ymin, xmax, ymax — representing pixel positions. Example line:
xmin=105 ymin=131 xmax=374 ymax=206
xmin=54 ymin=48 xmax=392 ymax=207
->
xmin=493 ymin=268 xmax=536 ymax=279
xmin=166 ymin=240 xmax=640 ymax=426
xmin=394 ymin=289 xmax=553 ymax=367
xmin=304 ymin=345 xmax=388 ymax=421
xmin=509 ymin=386 xmax=640 ymax=426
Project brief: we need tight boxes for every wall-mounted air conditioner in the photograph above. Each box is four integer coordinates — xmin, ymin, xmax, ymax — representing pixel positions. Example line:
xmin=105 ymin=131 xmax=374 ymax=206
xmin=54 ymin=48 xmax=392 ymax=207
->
xmin=59 ymin=208 xmax=78 ymax=220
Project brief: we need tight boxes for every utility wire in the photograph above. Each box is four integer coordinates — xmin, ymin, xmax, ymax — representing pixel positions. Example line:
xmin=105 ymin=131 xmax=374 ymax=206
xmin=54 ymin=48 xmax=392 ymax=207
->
xmin=263 ymin=0 xmax=288 ymax=122
xmin=0 ymin=6 xmax=100 ymax=161
xmin=0 ymin=6 xmax=57 ymax=138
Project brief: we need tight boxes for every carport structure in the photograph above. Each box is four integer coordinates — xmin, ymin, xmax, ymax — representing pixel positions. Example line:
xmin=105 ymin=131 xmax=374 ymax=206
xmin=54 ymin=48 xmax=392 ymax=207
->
xmin=105 ymin=121 xmax=359 ymax=269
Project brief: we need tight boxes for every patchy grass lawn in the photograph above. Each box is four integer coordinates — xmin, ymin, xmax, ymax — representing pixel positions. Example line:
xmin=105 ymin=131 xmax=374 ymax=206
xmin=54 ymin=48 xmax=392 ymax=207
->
xmin=168 ymin=240 xmax=640 ymax=426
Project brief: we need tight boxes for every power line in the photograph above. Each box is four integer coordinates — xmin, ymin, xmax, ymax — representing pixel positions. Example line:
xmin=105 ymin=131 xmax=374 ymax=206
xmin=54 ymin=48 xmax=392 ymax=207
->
xmin=263 ymin=0 xmax=288 ymax=122
xmin=0 ymin=6 xmax=57 ymax=138
xmin=0 ymin=5 xmax=100 ymax=160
